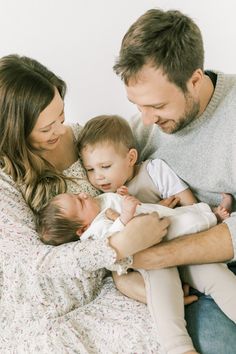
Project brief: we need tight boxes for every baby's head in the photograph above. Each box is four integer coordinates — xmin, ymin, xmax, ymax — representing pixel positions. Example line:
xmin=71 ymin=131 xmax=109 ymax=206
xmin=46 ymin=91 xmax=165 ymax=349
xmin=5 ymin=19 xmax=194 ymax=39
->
xmin=36 ymin=192 xmax=100 ymax=245
xmin=78 ymin=115 xmax=138 ymax=193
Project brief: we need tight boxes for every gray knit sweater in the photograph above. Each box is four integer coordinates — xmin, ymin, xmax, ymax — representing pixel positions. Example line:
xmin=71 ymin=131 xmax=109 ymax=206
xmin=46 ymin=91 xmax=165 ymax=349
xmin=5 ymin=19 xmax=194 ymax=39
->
xmin=129 ymin=71 xmax=236 ymax=260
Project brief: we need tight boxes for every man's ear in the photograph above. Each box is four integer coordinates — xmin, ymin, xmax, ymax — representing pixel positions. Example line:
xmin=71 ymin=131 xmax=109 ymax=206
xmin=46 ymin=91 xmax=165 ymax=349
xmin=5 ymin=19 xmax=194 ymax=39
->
xmin=128 ymin=148 xmax=138 ymax=166
xmin=188 ymin=68 xmax=204 ymax=94
xmin=76 ymin=225 xmax=89 ymax=236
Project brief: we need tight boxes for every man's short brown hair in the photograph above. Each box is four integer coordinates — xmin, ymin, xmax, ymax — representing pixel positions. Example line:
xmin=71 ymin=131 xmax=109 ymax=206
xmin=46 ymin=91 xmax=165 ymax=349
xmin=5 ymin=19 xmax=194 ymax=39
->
xmin=113 ymin=8 xmax=204 ymax=91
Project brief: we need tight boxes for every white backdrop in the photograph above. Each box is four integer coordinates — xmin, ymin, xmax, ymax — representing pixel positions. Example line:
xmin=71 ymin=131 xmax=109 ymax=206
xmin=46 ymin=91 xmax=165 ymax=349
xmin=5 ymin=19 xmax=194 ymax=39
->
xmin=0 ymin=0 xmax=235 ymax=124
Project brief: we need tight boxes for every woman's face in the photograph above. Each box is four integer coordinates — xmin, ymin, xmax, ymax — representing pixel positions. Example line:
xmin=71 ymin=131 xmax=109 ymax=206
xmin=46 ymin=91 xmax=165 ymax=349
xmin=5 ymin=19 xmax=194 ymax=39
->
xmin=27 ymin=89 xmax=66 ymax=152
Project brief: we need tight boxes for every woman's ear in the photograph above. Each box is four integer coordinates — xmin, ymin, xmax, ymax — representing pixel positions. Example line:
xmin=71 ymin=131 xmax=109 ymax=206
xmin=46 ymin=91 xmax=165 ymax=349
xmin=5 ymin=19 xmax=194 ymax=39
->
xmin=128 ymin=148 xmax=138 ymax=166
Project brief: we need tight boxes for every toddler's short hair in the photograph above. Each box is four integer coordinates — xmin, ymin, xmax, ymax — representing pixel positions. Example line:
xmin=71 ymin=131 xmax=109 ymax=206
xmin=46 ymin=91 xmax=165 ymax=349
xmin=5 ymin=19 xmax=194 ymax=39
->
xmin=78 ymin=115 xmax=136 ymax=154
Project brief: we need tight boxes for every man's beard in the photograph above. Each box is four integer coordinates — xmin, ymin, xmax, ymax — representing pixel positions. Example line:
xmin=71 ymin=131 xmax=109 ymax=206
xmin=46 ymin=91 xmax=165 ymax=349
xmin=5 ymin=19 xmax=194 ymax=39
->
xmin=162 ymin=93 xmax=200 ymax=134
xmin=169 ymin=93 xmax=200 ymax=134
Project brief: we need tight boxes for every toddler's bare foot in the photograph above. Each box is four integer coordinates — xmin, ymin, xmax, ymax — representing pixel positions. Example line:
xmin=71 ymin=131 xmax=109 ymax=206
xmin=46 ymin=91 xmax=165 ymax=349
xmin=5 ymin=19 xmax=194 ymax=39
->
xmin=214 ymin=205 xmax=230 ymax=222
xmin=214 ymin=193 xmax=233 ymax=222
xmin=221 ymin=193 xmax=233 ymax=212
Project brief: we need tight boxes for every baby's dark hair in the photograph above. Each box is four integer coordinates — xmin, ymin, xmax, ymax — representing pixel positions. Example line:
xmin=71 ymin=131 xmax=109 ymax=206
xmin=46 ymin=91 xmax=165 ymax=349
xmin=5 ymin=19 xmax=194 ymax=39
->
xmin=77 ymin=114 xmax=136 ymax=154
xmin=36 ymin=195 xmax=82 ymax=246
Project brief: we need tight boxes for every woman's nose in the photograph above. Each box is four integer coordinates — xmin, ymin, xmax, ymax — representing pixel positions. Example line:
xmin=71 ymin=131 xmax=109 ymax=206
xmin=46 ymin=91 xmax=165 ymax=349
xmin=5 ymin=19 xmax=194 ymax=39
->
xmin=54 ymin=120 xmax=66 ymax=135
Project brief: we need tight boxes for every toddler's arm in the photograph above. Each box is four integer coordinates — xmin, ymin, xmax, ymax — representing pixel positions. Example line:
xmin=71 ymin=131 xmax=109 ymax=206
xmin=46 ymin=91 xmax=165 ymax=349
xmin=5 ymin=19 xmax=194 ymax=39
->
xmin=174 ymin=188 xmax=198 ymax=206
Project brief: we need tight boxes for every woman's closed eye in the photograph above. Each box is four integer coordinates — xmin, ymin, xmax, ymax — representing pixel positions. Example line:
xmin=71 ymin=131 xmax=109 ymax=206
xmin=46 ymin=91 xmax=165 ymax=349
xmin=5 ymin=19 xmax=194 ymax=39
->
xmin=41 ymin=128 xmax=51 ymax=133
xmin=102 ymin=165 xmax=111 ymax=169
xmin=40 ymin=117 xmax=65 ymax=133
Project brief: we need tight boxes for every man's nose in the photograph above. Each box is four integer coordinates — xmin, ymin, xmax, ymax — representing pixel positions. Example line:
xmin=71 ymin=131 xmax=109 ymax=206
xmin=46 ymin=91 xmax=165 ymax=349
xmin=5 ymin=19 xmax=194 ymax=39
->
xmin=138 ymin=106 xmax=155 ymax=125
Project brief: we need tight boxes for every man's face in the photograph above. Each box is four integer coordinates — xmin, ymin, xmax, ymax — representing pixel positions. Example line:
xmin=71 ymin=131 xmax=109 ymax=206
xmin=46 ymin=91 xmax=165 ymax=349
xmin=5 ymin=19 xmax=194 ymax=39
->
xmin=126 ymin=64 xmax=200 ymax=134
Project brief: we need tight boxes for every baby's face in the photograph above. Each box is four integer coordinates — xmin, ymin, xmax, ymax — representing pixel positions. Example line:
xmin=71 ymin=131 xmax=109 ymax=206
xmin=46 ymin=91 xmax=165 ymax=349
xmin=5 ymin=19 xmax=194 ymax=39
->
xmin=81 ymin=142 xmax=135 ymax=193
xmin=55 ymin=193 xmax=100 ymax=227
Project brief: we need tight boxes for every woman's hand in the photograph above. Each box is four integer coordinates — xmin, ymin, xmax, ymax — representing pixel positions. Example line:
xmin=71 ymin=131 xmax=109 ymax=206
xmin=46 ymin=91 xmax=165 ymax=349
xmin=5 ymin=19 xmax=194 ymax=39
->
xmin=109 ymin=212 xmax=170 ymax=260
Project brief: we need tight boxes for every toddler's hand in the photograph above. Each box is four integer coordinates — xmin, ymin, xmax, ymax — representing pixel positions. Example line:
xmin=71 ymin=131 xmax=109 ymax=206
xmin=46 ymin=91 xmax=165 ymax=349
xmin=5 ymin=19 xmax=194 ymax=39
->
xmin=117 ymin=185 xmax=129 ymax=196
xmin=158 ymin=196 xmax=180 ymax=209
xmin=105 ymin=208 xmax=120 ymax=221
xmin=120 ymin=195 xmax=141 ymax=225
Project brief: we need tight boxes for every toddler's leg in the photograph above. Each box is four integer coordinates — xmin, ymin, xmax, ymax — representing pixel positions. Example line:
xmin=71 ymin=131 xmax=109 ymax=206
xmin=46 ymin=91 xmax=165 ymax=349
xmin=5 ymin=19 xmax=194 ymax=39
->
xmin=139 ymin=268 xmax=197 ymax=354
xmin=181 ymin=263 xmax=236 ymax=323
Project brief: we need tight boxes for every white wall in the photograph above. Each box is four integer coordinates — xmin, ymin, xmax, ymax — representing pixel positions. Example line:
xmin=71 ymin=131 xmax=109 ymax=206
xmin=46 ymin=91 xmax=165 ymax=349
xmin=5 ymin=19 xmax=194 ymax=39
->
xmin=0 ymin=0 xmax=235 ymax=124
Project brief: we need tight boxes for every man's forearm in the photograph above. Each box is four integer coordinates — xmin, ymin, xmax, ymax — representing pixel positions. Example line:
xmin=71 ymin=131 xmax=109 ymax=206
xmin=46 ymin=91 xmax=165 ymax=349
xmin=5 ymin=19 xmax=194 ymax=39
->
xmin=133 ymin=223 xmax=234 ymax=269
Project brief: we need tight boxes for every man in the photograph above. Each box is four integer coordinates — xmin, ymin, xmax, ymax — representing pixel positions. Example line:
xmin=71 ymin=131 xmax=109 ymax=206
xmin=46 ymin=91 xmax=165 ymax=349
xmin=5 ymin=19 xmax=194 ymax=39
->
xmin=114 ymin=8 xmax=236 ymax=354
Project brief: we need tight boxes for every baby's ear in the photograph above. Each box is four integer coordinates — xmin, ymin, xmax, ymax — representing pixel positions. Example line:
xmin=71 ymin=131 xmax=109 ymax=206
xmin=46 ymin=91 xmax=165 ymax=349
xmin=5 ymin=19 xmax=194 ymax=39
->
xmin=128 ymin=148 xmax=138 ymax=166
xmin=76 ymin=225 xmax=88 ymax=237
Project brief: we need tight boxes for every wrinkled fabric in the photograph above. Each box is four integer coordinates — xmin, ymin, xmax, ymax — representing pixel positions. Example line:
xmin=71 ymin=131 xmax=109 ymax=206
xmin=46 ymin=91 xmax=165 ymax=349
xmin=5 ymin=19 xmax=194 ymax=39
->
xmin=0 ymin=124 xmax=160 ymax=353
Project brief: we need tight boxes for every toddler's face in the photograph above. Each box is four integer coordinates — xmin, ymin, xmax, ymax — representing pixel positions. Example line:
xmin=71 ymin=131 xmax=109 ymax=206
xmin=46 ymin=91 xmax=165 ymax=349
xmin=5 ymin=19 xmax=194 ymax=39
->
xmin=55 ymin=192 xmax=100 ymax=227
xmin=81 ymin=143 xmax=135 ymax=193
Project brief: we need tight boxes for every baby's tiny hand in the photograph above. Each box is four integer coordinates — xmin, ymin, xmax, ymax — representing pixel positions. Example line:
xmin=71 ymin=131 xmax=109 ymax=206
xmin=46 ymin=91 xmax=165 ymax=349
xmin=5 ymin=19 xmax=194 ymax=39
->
xmin=120 ymin=195 xmax=141 ymax=225
xmin=117 ymin=185 xmax=129 ymax=196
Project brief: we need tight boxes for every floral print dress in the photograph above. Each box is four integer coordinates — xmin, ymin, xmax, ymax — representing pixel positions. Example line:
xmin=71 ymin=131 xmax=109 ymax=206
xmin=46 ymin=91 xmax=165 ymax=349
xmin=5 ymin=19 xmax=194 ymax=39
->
xmin=0 ymin=124 xmax=160 ymax=354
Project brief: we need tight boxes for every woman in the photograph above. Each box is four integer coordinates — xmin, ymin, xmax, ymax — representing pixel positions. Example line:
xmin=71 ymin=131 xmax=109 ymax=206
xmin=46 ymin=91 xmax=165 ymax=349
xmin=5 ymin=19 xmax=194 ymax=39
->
xmin=0 ymin=54 xmax=169 ymax=353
